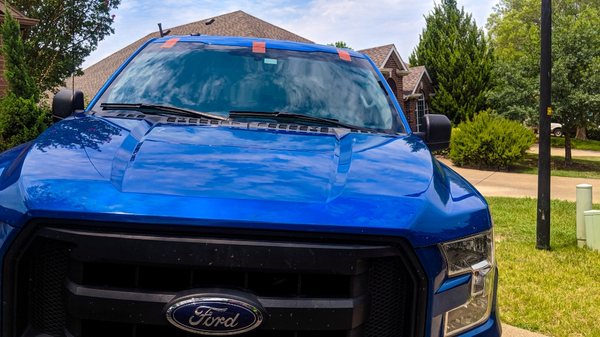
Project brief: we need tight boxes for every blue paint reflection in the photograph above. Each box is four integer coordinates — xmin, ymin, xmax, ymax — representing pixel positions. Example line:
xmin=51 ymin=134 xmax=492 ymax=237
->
xmin=3 ymin=116 xmax=491 ymax=246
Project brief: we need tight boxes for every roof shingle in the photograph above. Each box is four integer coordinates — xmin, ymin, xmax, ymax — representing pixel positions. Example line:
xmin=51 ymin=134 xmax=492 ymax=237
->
xmin=357 ymin=44 xmax=395 ymax=68
xmin=402 ymin=66 xmax=427 ymax=96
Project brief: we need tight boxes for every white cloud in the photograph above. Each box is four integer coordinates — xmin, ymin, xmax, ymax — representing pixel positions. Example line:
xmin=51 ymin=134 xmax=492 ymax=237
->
xmin=459 ymin=0 xmax=497 ymax=27
xmin=84 ymin=0 xmax=498 ymax=68
xmin=279 ymin=0 xmax=430 ymax=56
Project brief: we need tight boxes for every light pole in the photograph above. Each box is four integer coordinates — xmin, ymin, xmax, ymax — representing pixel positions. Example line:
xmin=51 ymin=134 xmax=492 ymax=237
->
xmin=537 ymin=0 xmax=552 ymax=250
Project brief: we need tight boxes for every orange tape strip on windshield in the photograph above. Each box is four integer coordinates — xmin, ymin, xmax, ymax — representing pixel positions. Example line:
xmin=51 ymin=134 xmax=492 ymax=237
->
xmin=253 ymin=41 xmax=266 ymax=53
xmin=338 ymin=50 xmax=351 ymax=61
xmin=161 ymin=38 xmax=180 ymax=49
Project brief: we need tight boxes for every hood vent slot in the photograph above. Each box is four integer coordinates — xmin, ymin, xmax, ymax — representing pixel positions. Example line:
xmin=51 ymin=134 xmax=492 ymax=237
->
xmin=104 ymin=111 xmax=378 ymax=136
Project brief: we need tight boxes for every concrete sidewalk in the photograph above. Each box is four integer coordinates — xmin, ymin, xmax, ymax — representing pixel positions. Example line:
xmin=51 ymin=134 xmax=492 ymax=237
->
xmin=503 ymin=325 xmax=549 ymax=337
xmin=438 ymin=158 xmax=600 ymax=202
xmin=529 ymin=144 xmax=600 ymax=158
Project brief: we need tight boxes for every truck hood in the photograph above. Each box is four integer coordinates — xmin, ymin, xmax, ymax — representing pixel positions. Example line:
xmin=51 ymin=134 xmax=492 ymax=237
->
xmin=0 ymin=116 xmax=490 ymax=246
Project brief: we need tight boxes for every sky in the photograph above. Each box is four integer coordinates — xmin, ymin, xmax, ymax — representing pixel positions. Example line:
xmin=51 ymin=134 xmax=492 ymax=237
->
xmin=83 ymin=0 xmax=498 ymax=69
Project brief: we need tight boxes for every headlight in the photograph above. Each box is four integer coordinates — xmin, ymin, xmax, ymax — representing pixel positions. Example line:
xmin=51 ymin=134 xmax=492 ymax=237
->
xmin=440 ymin=231 xmax=495 ymax=336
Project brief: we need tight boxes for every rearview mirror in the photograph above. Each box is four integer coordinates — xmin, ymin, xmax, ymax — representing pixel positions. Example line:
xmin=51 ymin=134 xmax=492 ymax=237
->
xmin=415 ymin=114 xmax=451 ymax=151
xmin=52 ymin=89 xmax=84 ymax=122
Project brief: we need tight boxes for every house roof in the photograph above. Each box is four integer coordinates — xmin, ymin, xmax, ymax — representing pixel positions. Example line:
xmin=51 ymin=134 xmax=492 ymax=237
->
xmin=403 ymin=66 xmax=432 ymax=96
xmin=0 ymin=4 xmax=38 ymax=26
xmin=358 ymin=44 xmax=408 ymax=71
xmin=72 ymin=10 xmax=313 ymax=99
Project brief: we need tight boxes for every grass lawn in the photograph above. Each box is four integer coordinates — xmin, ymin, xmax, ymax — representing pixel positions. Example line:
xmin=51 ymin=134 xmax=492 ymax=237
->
xmin=488 ymin=197 xmax=600 ymax=337
xmin=512 ymin=153 xmax=600 ymax=179
xmin=550 ymin=137 xmax=600 ymax=152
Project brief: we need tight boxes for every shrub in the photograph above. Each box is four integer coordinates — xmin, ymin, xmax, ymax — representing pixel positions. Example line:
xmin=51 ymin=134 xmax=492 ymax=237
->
xmin=0 ymin=93 xmax=49 ymax=152
xmin=449 ymin=111 xmax=535 ymax=169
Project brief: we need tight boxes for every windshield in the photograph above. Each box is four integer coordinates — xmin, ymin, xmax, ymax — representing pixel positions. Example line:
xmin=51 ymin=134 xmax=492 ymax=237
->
xmin=93 ymin=41 xmax=404 ymax=132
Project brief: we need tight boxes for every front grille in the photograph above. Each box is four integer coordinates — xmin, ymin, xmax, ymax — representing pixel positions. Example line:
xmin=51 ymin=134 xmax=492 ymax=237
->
xmin=364 ymin=258 xmax=411 ymax=337
xmin=80 ymin=262 xmax=351 ymax=297
xmin=25 ymin=240 xmax=70 ymax=336
xmin=3 ymin=223 xmax=426 ymax=337
xmin=81 ymin=320 xmax=343 ymax=337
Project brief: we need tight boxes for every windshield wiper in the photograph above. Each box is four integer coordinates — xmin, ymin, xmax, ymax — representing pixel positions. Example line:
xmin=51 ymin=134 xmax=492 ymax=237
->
xmin=229 ymin=110 xmax=373 ymax=132
xmin=101 ymin=103 xmax=227 ymax=121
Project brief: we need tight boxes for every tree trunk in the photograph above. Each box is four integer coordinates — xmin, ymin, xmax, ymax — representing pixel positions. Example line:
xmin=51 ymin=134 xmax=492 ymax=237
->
xmin=576 ymin=126 xmax=587 ymax=140
xmin=564 ymin=132 xmax=573 ymax=166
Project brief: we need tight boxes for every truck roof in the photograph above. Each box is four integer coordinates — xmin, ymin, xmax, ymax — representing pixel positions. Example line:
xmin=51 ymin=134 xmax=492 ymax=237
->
xmin=151 ymin=35 xmax=367 ymax=59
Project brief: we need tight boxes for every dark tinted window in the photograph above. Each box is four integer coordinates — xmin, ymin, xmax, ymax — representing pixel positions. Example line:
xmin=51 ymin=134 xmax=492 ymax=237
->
xmin=94 ymin=42 xmax=403 ymax=131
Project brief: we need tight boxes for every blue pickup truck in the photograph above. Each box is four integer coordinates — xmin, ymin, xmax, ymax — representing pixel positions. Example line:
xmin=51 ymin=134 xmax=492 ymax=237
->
xmin=0 ymin=36 xmax=500 ymax=337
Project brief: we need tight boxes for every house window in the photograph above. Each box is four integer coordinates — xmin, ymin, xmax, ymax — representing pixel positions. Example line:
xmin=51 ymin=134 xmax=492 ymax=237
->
xmin=416 ymin=95 xmax=429 ymax=132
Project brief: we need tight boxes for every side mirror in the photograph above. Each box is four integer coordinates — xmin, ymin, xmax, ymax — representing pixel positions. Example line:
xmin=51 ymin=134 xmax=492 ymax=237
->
xmin=416 ymin=114 xmax=451 ymax=151
xmin=52 ymin=89 xmax=84 ymax=122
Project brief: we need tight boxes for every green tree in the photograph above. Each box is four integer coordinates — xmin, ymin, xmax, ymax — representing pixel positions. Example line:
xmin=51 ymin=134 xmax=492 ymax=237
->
xmin=409 ymin=0 xmax=494 ymax=124
xmin=8 ymin=0 xmax=120 ymax=93
xmin=488 ymin=0 xmax=600 ymax=164
xmin=0 ymin=3 xmax=48 ymax=151
xmin=327 ymin=41 xmax=353 ymax=50
xmin=1 ymin=2 xmax=38 ymax=100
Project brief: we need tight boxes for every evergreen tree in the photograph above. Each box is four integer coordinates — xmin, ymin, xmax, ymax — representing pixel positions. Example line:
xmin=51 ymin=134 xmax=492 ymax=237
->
xmin=0 ymin=3 xmax=48 ymax=151
xmin=1 ymin=3 xmax=38 ymax=100
xmin=409 ymin=0 xmax=493 ymax=124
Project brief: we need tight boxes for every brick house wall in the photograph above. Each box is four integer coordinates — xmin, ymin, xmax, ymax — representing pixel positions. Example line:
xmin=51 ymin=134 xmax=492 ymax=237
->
xmin=403 ymin=66 xmax=434 ymax=132
xmin=404 ymin=97 xmax=416 ymax=130
xmin=383 ymin=55 xmax=406 ymax=114
xmin=358 ymin=44 xmax=426 ymax=131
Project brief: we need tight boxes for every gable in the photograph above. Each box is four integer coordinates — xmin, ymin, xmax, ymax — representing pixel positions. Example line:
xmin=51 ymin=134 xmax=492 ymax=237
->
xmin=0 ymin=5 xmax=38 ymax=26
xmin=358 ymin=44 xmax=408 ymax=72
xmin=382 ymin=46 xmax=409 ymax=72
xmin=403 ymin=66 xmax=433 ymax=97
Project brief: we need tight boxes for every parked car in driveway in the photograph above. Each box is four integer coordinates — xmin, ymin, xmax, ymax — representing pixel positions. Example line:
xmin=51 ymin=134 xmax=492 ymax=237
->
xmin=551 ymin=123 xmax=563 ymax=137
xmin=532 ymin=123 xmax=563 ymax=136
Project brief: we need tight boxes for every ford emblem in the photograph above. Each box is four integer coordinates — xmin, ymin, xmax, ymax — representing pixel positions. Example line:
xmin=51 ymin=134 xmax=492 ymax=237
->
xmin=165 ymin=290 xmax=265 ymax=335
